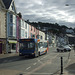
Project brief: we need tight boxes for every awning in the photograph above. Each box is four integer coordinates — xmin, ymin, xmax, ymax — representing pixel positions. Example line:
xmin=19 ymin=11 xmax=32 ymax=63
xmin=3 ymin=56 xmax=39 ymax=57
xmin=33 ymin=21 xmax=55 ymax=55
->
xmin=9 ymin=40 xmax=17 ymax=43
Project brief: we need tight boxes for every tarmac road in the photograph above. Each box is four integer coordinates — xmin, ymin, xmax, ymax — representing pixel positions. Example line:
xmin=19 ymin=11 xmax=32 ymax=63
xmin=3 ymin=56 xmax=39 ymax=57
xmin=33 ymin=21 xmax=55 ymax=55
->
xmin=0 ymin=47 xmax=72 ymax=75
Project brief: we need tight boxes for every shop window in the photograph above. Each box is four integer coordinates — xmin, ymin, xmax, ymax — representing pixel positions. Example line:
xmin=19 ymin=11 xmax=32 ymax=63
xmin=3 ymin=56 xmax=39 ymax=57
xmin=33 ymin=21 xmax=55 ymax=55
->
xmin=12 ymin=44 xmax=16 ymax=50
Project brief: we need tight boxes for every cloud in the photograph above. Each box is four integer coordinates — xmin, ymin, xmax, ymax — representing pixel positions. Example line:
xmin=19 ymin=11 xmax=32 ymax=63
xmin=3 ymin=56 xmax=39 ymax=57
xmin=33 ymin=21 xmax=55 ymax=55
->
xmin=14 ymin=0 xmax=75 ymax=28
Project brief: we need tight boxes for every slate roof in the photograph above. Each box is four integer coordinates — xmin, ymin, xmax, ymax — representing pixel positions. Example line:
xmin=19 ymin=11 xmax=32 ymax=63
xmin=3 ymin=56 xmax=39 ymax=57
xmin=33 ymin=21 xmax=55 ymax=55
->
xmin=0 ymin=0 xmax=5 ymax=8
xmin=2 ymin=0 xmax=12 ymax=9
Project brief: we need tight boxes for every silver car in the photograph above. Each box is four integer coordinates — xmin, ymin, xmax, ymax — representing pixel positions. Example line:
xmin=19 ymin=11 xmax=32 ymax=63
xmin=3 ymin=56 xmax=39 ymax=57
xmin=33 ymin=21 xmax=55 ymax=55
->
xmin=57 ymin=45 xmax=71 ymax=52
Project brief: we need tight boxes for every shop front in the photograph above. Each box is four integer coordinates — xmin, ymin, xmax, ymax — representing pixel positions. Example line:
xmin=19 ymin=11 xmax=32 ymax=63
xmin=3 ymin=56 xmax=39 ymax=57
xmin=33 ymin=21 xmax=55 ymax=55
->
xmin=0 ymin=39 xmax=6 ymax=54
xmin=8 ymin=40 xmax=17 ymax=53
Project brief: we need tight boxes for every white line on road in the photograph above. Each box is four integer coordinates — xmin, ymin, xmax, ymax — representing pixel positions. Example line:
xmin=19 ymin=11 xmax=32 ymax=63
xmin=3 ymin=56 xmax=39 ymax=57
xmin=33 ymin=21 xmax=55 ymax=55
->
xmin=37 ymin=59 xmax=43 ymax=64
xmin=33 ymin=63 xmax=37 ymax=65
xmin=23 ymin=72 xmax=53 ymax=75
xmin=26 ymin=54 xmax=59 ymax=75
xmin=36 ymin=55 xmax=49 ymax=64
xmin=40 ymin=55 xmax=48 ymax=60
xmin=26 ymin=66 xmax=31 ymax=70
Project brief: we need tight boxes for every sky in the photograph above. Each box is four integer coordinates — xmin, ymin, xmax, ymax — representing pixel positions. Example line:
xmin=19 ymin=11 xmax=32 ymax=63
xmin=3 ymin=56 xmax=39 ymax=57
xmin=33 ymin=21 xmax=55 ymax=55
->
xmin=14 ymin=0 xmax=75 ymax=28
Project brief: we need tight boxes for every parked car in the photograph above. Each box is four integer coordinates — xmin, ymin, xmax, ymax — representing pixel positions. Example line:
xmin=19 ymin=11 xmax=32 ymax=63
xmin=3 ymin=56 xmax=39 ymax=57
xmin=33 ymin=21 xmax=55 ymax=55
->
xmin=68 ymin=44 xmax=72 ymax=47
xmin=57 ymin=45 xmax=71 ymax=52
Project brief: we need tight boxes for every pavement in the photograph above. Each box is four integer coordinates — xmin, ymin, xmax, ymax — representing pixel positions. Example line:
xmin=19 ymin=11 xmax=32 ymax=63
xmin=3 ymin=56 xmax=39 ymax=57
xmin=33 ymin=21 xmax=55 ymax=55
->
xmin=56 ymin=50 xmax=75 ymax=75
xmin=0 ymin=50 xmax=75 ymax=75
xmin=0 ymin=53 xmax=19 ymax=59
xmin=0 ymin=53 xmax=21 ymax=75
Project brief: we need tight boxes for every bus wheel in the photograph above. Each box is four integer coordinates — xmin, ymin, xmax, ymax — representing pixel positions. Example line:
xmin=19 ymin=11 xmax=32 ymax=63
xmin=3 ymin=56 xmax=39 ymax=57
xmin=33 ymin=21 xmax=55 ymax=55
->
xmin=38 ymin=52 xmax=40 ymax=56
xmin=32 ymin=53 xmax=37 ymax=58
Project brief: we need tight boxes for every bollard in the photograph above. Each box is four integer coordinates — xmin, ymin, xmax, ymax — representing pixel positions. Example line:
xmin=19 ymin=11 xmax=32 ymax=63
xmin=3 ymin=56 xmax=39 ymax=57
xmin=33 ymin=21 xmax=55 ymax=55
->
xmin=61 ymin=57 xmax=63 ymax=74
xmin=19 ymin=74 xmax=23 ymax=75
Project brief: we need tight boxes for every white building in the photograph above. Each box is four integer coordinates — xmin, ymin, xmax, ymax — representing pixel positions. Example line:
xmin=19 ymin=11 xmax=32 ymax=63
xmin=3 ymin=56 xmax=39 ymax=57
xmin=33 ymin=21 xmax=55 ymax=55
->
xmin=66 ymin=29 xmax=74 ymax=34
xmin=20 ymin=19 xmax=29 ymax=39
xmin=39 ymin=30 xmax=45 ymax=41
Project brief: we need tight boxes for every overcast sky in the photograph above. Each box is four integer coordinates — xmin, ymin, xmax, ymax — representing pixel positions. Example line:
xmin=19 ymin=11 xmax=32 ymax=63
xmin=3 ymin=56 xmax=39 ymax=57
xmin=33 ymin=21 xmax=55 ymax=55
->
xmin=14 ymin=0 xmax=75 ymax=28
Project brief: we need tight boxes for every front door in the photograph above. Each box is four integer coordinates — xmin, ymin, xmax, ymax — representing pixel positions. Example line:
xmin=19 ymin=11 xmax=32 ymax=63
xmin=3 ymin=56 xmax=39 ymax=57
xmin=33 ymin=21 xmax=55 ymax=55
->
xmin=0 ymin=43 xmax=2 ymax=54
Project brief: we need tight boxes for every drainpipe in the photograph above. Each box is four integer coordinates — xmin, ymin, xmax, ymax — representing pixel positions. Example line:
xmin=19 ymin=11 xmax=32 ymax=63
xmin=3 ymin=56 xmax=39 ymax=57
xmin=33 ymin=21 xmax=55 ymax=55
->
xmin=5 ymin=11 xmax=7 ymax=53
xmin=6 ymin=11 xmax=8 ymax=53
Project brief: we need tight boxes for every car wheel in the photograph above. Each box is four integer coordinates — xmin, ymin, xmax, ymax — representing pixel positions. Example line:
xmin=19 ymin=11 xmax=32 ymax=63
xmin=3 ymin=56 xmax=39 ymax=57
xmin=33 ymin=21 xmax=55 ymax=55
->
xmin=68 ymin=50 xmax=71 ymax=52
xmin=61 ymin=50 xmax=63 ymax=52
xmin=38 ymin=52 xmax=40 ymax=56
xmin=64 ymin=49 xmax=66 ymax=52
xmin=57 ymin=49 xmax=59 ymax=52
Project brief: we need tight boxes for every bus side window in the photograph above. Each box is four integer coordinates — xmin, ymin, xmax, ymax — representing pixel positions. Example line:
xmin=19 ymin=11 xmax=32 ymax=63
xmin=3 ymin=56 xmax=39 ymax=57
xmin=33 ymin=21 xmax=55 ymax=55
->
xmin=43 ymin=42 xmax=45 ymax=48
xmin=44 ymin=42 xmax=48 ymax=48
xmin=38 ymin=43 xmax=40 ymax=48
xmin=40 ymin=42 xmax=43 ymax=48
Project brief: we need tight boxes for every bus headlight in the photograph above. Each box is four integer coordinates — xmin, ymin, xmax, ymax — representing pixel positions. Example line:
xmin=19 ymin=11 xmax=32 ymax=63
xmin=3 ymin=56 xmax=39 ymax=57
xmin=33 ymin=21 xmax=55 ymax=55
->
xmin=32 ymin=53 xmax=35 ymax=55
xmin=32 ymin=51 xmax=35 ymax=55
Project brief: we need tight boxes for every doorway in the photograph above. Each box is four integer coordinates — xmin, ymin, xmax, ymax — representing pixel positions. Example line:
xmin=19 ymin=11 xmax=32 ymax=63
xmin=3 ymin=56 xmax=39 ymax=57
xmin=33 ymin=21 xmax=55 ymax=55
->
xmin=0 ymin=43 xmax=2 ymax=54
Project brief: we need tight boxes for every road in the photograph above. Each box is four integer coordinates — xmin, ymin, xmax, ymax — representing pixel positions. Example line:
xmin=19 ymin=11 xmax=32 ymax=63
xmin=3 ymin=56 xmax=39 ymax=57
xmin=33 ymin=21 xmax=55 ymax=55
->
xmin=0 ymin=47 xmax=70 ymax=75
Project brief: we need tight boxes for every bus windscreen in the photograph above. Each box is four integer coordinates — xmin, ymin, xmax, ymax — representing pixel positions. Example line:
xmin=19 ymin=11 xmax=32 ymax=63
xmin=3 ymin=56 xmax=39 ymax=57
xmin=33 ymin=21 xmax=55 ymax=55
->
xmin=20 ymin=42 xmax=35 ymax=50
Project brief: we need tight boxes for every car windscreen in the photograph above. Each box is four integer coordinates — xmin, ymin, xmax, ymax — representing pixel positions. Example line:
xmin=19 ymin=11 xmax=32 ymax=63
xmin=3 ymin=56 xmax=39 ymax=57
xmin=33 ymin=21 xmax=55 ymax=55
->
xmin=58 ymin=46 xmax=64 ymax=48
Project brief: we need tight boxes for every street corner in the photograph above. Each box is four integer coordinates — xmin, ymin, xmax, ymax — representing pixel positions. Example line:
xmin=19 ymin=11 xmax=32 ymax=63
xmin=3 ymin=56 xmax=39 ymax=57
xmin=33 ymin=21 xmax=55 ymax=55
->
xmin=0 ymin=69 xmax=21 ymax=75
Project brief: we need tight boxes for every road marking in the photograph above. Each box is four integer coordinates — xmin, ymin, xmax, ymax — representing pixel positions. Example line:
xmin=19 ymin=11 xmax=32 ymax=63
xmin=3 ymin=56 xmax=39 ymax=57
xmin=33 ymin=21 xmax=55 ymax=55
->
xmin=24 ymin=53 xmax=59 ymax=75
xmin=33 ymin=63 xmax=37 ymax=65
xmin=40 ymin=55 xmax=48 ymax=60
xmin=36 ymin=55 xmax=50 ymax=64
xmin=23 ymin=72 xmax=53 ymax=75
xmin=25 ymin=54 xmax=58 ymax=75
xmin=37 ymin=59 xmax=43 ymax=64
xmin=37 ymin=54 xmax=59 ymax=64
xmin=26 ymin=66 xmax=31 ymax=70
